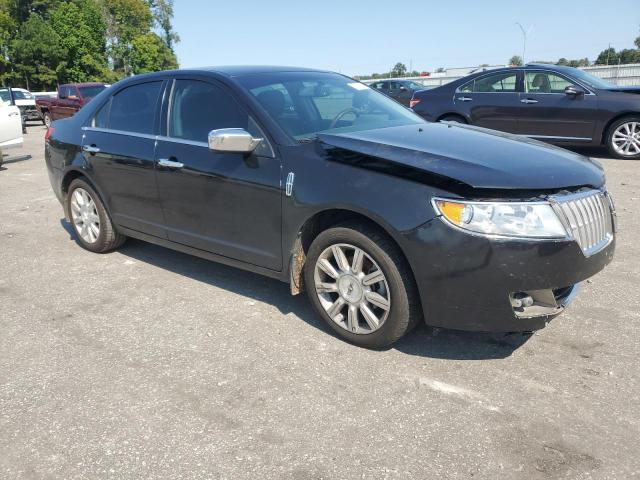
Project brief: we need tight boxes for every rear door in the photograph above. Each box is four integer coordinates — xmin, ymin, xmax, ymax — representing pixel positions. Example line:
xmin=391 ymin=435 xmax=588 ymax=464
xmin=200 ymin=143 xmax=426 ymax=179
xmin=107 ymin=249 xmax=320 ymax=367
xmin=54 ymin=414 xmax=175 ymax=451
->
xmin=0 ymin=104 xmax=23 ymax=147
xmin=454 ymin=70 xmax=522 ymax=132
xmin=81 ymin=79 xmax=167 ymax=237
xmin=155 ymin=78 xmax=282 ymax=270
xmin=516 ymin=69 xmax=598 ymax=141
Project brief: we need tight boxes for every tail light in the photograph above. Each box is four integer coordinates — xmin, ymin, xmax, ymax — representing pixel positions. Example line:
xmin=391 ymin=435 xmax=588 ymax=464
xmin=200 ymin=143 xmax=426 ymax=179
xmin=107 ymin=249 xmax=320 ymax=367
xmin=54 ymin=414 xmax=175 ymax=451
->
xmin=45 ymin=127 xmax=54 ymax=142
xmin=409 ymin=98 xmax=421 ymax=109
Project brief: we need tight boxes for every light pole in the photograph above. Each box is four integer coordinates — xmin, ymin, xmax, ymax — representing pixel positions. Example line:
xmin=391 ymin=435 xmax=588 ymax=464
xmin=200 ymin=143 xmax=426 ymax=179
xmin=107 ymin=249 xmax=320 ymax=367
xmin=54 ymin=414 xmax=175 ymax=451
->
xmin=515 ymin=22 xmax=532 ymax=65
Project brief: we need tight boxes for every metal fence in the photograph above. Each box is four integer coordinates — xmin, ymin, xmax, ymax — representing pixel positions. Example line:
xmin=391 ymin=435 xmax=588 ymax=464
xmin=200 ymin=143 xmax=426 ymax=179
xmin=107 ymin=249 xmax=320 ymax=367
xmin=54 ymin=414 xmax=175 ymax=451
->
xmin=361 ymin=64 xmax=640 ymax=88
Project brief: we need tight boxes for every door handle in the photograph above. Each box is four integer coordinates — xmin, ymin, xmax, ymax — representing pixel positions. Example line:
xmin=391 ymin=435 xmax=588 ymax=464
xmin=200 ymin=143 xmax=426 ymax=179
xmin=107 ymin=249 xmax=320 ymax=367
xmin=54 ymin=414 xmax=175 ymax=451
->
xmin=82 ymin=145 xmax=100 ymax=154
xmin=8 ymin=111 xmax=19 ymax=117
xmin=457 ymin=96 xmax=473 ymax=102
xmin=520 ymin=98 xmax=539 ymax=104
xmin=158 ymin=158 xmax=184 ymax=169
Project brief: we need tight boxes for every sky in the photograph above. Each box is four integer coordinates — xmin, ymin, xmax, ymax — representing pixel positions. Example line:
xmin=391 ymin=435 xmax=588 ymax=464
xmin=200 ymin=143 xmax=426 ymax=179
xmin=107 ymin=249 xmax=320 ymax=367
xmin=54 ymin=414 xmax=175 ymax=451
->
xmin=173 ymin=0 xmax=640 ymax=76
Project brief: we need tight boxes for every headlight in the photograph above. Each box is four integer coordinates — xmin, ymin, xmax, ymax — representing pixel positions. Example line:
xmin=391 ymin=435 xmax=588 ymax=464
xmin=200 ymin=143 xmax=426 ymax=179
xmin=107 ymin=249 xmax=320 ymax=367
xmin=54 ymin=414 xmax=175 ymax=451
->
xmin=432 ymin=198 xmax=567 ymax=239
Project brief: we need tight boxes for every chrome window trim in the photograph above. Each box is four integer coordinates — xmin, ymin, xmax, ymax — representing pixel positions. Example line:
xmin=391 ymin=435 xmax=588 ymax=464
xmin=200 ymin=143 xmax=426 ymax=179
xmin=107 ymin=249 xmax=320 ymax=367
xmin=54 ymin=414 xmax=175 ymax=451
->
xmin=81 ymin=126 xmax=157 ymax=141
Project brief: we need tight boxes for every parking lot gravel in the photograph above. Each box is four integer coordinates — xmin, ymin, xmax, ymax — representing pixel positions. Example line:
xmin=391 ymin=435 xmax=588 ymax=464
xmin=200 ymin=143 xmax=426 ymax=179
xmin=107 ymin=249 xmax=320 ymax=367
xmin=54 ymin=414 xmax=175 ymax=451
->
xmin=1 ymin=126 xmax=639 ymax=479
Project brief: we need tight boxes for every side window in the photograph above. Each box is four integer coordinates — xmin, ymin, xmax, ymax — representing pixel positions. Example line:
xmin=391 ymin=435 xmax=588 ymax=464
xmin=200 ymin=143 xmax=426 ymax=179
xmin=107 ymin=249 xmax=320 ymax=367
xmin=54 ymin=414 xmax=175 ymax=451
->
xmin=389 ymin=82 xmax=400 ymax=92
xmin=68 ymin=86 xmax=79 ymax=99
xmin=459 ymin=81 xmax=473 ymax=93
xmin=525 ymin=72 xmax=572 ymax=94
xmin=472 ymin=72 xmax=517 ymax=93
xmin=108 ymin=81 xmax=162 ymax=134
xmin=169 ymin=79 xmax=248 ymax=142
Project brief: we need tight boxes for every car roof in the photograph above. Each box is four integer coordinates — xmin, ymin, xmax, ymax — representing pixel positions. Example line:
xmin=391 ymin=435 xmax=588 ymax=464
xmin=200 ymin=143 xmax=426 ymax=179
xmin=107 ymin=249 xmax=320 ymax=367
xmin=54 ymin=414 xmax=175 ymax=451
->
xmin=183 ymin=65 xmax=332 ymax=77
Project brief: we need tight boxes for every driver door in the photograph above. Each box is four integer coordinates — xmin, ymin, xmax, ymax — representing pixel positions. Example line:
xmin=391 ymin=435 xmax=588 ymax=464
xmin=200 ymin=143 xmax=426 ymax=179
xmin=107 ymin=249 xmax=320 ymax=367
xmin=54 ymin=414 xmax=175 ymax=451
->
xmin=155 ymin=78 xmax=283 ymax=270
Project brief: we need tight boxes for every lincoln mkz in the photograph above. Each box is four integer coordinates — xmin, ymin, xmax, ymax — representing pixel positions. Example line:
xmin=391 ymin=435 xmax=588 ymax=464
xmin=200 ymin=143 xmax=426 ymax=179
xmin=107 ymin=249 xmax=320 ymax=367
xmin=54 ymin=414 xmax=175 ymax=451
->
xmin=45 ymin=66 xmax=616 ymax=347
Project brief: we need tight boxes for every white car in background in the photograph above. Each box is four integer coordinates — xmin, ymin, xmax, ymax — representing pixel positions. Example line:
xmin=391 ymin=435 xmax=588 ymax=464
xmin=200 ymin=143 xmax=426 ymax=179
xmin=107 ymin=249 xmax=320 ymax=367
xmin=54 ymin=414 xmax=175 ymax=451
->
xmin=0 ymin=87 xmax=40 ymax=125
xmin=0 ymin=99 xmax=23 ymax=167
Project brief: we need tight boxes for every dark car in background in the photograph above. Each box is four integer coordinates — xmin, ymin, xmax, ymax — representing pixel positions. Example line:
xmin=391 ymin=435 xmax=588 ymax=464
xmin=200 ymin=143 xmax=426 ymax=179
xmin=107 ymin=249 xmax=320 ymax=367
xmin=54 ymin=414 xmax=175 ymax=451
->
xmin=410 ymin=64 xmax=640 ymax=159
xmin=36 ymin=82 xmax=108 ymax=127
xmin=370 ymin=79 xmax=427 ymax=106
xmin=45 ymin=67 xmax=615 ymax=348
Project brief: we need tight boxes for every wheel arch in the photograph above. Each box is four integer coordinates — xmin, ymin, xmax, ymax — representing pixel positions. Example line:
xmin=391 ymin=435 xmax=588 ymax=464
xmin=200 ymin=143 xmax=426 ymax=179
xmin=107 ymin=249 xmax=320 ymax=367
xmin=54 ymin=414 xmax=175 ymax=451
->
xmin=601 ymin=112 xmax=640 ymax=144
xmin=288 ymin=208 xmax=418 ymax=298
xmin=60 ymin=168 xmax=109 ymax=220
xmin=436 ymin=112 xmax=468 ymax=123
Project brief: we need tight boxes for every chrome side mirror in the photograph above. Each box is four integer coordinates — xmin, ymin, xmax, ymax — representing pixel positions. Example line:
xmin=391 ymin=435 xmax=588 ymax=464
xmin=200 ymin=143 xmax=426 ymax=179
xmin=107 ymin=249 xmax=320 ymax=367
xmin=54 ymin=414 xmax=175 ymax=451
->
xmin=208 ymin=128 xmax=262 ymax=153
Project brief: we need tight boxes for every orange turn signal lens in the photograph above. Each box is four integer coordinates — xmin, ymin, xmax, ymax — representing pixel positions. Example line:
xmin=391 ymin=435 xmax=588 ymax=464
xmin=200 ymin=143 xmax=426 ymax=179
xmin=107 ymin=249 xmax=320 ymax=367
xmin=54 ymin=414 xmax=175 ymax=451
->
xmin=435 ymin=200 xmax=466 ymax=224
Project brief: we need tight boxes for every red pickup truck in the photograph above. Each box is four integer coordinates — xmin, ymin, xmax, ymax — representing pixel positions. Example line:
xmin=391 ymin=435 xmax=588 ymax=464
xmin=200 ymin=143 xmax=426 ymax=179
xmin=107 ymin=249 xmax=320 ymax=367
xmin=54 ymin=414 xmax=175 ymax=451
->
xmin=36 ymin=83 xmax=108 ymax=127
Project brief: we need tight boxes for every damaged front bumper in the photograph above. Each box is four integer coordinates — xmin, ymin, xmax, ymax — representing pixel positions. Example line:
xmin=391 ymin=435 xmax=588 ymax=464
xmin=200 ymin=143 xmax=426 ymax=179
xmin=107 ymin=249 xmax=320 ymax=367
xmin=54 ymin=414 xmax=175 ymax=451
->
xmin=401 ymin=216 xmax=615 ymax=332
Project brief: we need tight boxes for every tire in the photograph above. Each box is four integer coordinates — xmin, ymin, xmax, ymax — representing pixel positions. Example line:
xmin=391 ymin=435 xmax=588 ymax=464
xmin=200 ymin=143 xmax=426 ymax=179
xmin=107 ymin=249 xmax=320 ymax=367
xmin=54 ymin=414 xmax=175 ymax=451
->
xmin=439 ymin=114 xmax=467 ymax=124
xmin=66 ymin=178 xmax=126 ymax=253
xmin=304 ymin=222 xmax=422 ymax=348
xmin=43 ymin=111 xmax=52 ymax=128
xmin=605 ymin=116 xmax=640 ymax=159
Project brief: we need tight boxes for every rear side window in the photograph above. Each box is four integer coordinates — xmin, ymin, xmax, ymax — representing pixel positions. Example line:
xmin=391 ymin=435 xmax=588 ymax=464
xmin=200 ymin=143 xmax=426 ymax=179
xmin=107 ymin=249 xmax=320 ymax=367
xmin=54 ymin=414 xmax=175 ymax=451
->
xmin=459 ymin=72 xmax=518 ymax=93
xmin=169 ymin=79 xmax=247 ymax=142
xmin=107 ymin=81 xmax=162 ymax=134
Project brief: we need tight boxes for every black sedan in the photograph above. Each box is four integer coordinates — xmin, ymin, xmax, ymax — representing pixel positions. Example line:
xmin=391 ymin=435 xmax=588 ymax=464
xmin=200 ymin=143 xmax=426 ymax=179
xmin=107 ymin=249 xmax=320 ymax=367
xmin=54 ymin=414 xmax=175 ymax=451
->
xmin=410 ymin=64 xmax=640 ymax=159
xmin=45 ymin=66 xmax=615 ymax=348
xmin=369 ymin=79 xmax=427 ymax=106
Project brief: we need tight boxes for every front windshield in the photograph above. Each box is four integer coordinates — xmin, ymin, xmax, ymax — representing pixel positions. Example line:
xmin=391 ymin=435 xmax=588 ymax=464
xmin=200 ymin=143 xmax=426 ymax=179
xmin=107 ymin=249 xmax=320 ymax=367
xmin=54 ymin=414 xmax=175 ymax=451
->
xmin=237 ymin=72 xmax=424 ymax=141
xmin=0 ymin=89 xmax=33 ymax=101
xmin=570 ymin=69 xmax=615 ymax=89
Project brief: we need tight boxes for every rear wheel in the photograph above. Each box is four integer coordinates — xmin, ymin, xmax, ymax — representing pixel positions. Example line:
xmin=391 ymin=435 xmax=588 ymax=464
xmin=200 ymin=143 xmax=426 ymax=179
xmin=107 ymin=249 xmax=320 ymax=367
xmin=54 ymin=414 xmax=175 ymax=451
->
xmin=43 ymin=111 xmax=52 ymax=128
xmin=66 ymin=178 xmax=126 ymax=253
xmin=304 ymin=222 xmax=421 ymax=348
xmin=606 ymin=117 xmax=640 ymax=159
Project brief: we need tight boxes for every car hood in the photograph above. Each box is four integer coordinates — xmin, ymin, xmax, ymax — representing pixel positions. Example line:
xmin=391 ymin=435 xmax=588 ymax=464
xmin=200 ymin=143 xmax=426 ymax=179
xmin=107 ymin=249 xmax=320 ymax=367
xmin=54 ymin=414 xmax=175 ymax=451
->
xmin=317 ymin=123 xmax=605 ymax=191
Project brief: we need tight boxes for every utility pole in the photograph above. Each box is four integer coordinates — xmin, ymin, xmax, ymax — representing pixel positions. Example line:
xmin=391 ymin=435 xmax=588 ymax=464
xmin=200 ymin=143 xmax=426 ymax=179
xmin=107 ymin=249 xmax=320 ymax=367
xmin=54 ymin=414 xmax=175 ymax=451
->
xmin=515 ymin=22 xmax=532 ymax=64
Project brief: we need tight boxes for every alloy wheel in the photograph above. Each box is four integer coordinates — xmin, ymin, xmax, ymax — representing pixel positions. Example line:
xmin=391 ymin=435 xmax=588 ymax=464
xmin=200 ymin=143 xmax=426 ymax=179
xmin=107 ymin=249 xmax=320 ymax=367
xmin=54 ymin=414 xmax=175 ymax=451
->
xmin=611 ymin=121 xmax=640 ymax=157
xmin=70 ymin=188 xmax=101 ymax=243
xmin=313 ymin=243 xmax=391 ymax=334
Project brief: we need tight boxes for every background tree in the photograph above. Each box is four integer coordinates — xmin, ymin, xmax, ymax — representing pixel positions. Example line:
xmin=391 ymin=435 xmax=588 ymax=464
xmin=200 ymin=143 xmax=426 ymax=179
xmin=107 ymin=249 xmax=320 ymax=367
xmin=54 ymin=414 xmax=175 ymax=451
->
xmin=509 ymin=55 xmax=523 ymax=66
xmin=130 ymin=31 xmax=177 ymax=73
xmin=104 ymin=0 xmax=153 ymax=76
xmin=10 ymin=14 xmax=66 ymax=90
xmin=148 ymin=0 xmax=179 ymax=51
xmin=50 ymin=0 xmax=109 ymax=83
xmin=391 ymin=62 xmax=407 ymax=77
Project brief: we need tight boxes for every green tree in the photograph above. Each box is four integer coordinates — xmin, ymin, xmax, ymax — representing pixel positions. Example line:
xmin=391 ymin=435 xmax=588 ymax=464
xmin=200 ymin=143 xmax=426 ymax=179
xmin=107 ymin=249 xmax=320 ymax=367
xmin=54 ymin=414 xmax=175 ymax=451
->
xmin=130 ymin=31 xmax=177 ymax=73
xmin=0 ymin=7 xmax=16 ymax=83
xmin=49 ymin=0 xmax=109 ymax=83
xmin=149 ymin=0 xmax=178 ymax=51
xmin=10 ymin=13 xmax=66 ymax=89
xmin=391 ymin=62 xmax=406 ymax=77
xmin=595 ymin=47 xmax=618 ymax=65
xmin=509 ymin=55 xmax=523 ymax=66
xmin=104 ymin=0 xmax=153 ymax=75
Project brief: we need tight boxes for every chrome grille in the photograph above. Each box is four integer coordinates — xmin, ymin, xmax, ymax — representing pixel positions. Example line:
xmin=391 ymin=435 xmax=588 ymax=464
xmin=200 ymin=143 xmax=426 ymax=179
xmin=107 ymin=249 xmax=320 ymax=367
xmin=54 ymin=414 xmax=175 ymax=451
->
xmin=553 ymin=190 xmax=614 ymax=256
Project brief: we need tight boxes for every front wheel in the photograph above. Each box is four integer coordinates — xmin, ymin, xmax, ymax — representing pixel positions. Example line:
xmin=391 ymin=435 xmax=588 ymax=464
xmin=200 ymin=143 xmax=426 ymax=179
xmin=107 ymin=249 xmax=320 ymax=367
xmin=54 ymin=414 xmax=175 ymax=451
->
xmin=304 ymin=223 xmax=422 ymax=348
xmin=43 ymin=111 xmax=52 ymax=128
xmin=439 ymin=114 xmax=467 ymax=124
xmin=606 ymin=117 xmax=640 ymax=159
xmin=66 ymin=178 xmax=126 ymax=253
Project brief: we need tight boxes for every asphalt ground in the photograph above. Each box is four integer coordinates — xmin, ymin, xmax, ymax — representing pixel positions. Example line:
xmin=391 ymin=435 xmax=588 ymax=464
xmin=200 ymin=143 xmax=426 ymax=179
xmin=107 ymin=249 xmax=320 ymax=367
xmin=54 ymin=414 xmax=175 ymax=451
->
xmin=1 ymin=126 xmax=639 ymax=479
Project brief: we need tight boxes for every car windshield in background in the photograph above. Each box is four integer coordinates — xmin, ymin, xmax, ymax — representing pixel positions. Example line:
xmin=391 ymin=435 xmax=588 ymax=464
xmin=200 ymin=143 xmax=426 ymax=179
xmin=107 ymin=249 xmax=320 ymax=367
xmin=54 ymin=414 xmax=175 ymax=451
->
xmin=0 ymin=89 xmax=33 ymax=101
xmin=570 ymin=69 xmax=615 ymax=89
xmin=237 ymin=72 xmax=424 ymax=141
xmin=79 ymin=85 xmax=107 ymax=98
